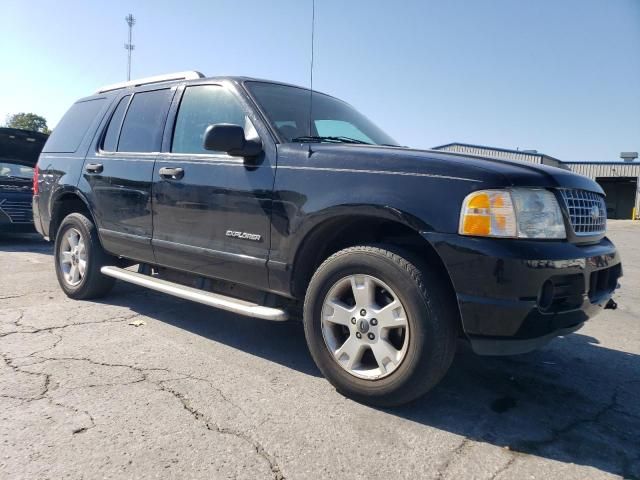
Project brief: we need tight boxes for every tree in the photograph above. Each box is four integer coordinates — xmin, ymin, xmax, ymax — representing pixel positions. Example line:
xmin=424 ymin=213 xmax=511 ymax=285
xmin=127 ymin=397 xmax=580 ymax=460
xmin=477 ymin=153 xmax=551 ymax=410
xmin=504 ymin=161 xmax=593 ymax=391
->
xmin=5 ymin=113 xmax=51 ymax=134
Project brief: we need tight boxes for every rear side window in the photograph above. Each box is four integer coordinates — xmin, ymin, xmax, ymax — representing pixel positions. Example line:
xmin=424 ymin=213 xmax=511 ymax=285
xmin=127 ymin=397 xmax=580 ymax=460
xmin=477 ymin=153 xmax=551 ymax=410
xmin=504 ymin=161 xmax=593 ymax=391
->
xmin=101 ymin=95 xmax=130 ymax=152
xmin=172 ymin=85 xmax=245 ymax=154
xmin=118 ymin=89 xmax=173 ymax=152
xmin=42 ymin=98 xmax=106 ymax=153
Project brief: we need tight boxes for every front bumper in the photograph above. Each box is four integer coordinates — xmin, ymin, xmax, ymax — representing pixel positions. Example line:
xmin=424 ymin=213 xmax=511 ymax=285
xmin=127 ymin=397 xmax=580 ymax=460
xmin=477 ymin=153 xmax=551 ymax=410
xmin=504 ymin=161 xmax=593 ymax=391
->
xmin=424 ymin=232 xmax=622 ymax=355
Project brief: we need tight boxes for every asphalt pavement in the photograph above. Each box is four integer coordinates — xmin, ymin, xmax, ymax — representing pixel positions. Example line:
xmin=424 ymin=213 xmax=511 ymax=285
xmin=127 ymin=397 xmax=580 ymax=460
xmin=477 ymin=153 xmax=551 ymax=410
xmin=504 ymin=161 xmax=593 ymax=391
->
xmin=1 ymin=222 xmax=639 ymax=479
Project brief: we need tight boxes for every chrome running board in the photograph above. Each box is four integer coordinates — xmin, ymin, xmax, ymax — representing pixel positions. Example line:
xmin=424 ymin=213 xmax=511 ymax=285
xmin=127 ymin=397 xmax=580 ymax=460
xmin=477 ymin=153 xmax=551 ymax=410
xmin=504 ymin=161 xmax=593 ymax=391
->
xmin=100 ymin=266 xmax=289 ymax=321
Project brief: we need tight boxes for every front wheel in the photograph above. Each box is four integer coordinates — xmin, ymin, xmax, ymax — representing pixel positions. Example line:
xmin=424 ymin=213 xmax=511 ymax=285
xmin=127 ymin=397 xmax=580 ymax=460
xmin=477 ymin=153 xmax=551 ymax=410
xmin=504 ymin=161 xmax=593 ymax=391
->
xmin=303 ymin=245 xmax=458 ymax=407
xmin=54 ymin=213 xmax=115 ymax=299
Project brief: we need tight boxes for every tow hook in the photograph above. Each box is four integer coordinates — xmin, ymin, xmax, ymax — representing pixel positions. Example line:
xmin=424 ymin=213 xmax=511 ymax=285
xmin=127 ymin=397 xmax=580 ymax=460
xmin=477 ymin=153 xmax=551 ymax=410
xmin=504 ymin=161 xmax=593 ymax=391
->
xmin=605 ymin=299 xmax=618 ymax=310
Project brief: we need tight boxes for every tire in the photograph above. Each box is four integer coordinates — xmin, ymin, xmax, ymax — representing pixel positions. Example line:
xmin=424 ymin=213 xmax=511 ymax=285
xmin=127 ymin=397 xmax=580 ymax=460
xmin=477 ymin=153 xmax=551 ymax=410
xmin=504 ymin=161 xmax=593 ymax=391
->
xmin=54 ymin=213 xmax=115 ymax=299
xmin=303 ymin=245 xmax=458 ymax=407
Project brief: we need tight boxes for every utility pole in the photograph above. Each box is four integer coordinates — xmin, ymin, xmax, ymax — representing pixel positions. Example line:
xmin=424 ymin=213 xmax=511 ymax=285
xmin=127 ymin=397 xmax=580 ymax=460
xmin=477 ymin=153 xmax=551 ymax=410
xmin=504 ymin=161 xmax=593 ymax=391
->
xmin=124 ymin=14 xmax=136 ymax=81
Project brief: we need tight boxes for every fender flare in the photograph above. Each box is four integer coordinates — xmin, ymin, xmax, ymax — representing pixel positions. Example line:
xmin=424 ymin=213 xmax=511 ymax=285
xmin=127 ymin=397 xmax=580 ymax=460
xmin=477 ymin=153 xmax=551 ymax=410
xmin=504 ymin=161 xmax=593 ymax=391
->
xmin=48 ymin=186 xmax=96 ymax=239
xmin=286 ymin=203 xmax=442 ymax=297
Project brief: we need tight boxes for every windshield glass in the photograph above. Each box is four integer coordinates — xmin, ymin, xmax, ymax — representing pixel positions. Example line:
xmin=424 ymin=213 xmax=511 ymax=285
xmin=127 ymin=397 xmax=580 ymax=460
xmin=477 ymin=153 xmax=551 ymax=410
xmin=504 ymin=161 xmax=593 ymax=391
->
xmin=245 ymin=82 xmax=398 ymax=146
xmin=0 ymin=162 xmax=34 ymax=179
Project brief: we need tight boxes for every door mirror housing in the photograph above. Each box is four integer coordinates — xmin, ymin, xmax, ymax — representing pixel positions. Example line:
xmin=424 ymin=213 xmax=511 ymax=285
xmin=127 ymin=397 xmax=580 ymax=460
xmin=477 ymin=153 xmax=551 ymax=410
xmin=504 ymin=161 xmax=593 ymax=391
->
xmin=203 ymin=124 xmax=262 ymax=158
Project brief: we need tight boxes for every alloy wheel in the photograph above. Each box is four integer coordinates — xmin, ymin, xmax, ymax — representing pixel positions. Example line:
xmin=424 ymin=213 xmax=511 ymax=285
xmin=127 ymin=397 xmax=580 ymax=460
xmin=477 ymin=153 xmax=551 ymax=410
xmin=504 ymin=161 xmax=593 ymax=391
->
xmin=321 ymin=274 xmax=410 ymax=380
xmin=58 ymin=227 xmax=87 ymax=287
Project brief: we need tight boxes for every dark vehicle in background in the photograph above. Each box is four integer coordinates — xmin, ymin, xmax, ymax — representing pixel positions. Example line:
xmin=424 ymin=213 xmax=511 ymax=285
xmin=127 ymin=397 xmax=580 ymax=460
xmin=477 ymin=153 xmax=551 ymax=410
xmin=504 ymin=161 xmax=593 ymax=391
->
xmin=33 ymin=71 xmax=622 ymax=406
xmin=0 ymin=128 xmax=48 ymax=233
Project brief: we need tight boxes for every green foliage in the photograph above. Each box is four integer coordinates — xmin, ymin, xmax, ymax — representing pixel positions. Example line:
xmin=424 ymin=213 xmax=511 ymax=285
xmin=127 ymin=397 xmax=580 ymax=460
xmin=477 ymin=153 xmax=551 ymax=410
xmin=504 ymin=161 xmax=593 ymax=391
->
xmin=5 ymin=113 xmax=51 ymax=134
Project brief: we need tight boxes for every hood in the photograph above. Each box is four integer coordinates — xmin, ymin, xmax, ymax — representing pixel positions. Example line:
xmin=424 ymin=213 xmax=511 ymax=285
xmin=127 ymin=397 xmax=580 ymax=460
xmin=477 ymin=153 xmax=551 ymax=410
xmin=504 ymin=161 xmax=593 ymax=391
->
xmin=302 ymin=143 xmax=602 ymax=194
xmin=0 ymin=128 xmax=49 ymax=168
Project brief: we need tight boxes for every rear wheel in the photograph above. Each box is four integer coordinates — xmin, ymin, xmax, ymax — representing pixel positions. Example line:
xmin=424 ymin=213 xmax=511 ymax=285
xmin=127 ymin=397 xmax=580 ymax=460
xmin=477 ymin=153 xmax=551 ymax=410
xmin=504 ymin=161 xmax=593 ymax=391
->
xmin=54 ymin=213 xmax=115 ymax=299
xmin=303 ymin=245 xmax=457 ymax=407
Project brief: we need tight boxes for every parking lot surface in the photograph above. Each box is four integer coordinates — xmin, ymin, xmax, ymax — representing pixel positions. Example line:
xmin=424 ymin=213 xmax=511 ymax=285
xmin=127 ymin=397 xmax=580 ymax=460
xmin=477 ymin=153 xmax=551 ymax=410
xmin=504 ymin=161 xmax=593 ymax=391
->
xmin=1 ymin=221 xmax=639 ymax=479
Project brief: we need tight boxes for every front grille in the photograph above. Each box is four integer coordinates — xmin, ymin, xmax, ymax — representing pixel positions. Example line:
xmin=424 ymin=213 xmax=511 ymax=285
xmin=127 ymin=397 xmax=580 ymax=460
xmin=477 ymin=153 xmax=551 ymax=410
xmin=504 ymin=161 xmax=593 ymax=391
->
xmin=0 ymin=198 xmax=33 ymax=223
xmin=559 ymin=189 xmax=606 ymax=236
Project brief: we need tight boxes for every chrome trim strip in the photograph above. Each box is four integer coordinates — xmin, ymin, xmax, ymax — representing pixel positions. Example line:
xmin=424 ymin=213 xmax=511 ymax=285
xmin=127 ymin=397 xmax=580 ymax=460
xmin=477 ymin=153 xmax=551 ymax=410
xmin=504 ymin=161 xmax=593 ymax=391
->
xmin=99 ymin=228 xmax=150 ymax=245
xmin=157 ymin=152 xmax=238 ymax=161
xmin=39 ymin=154 xmax=83 ymax=160
xmin=100 ymin=266 xmax=288 ymax=321
xmin=277 ymin=165 xmax=480 ymax=182
xmin=152 ymin=238 xmax=265 ymax=266
xmin=154 ymin=158 xmax=245 ymax=166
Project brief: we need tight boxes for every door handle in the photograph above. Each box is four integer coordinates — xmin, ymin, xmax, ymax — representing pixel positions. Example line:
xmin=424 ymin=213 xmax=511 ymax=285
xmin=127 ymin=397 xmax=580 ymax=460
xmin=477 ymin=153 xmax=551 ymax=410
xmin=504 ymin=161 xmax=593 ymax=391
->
xmin=86 ymin=163 xmax=103 ymax=174
xmin=159 ymin=167 xmax=184 ymax=180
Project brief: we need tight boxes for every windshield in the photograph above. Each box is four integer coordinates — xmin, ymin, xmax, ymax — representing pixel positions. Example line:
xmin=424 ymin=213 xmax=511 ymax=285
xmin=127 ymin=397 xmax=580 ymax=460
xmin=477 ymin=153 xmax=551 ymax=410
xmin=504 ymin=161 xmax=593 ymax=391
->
xmin=245 ymin=82 xmax=398 ymax=146
xmin=0 ymin=162 xmax=34 ymax=180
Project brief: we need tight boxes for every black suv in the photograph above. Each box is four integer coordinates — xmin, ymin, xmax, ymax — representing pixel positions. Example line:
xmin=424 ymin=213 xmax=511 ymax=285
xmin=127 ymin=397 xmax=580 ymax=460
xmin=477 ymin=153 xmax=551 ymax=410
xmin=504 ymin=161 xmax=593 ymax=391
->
xmin=33 ymin=71 xmax=621 ymax=406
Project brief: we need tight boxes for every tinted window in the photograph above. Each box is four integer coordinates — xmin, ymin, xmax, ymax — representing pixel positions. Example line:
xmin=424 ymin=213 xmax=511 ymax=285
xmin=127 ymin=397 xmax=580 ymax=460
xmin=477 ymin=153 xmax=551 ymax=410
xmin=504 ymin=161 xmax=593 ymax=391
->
xmin=118 ymin=89 xmax=173 ymax=152
xmin=246 ymin=82 xmax=397 ymax=146
xmin=172 ymin=85 xmax=246 ymax=154
xmin=315 ymin=120 xmax=373 ymax=143
xmin=101 ymin=95 xmax=130 ymax=152
xmin=42 ymin=98 xmax=106 ymax=153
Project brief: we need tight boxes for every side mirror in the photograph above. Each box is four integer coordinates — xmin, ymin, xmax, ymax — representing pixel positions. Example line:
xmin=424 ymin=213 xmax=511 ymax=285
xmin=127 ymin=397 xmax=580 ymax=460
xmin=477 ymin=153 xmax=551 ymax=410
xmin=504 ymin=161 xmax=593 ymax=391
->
xmin=203 ymin=124 xmax=262 ymax=158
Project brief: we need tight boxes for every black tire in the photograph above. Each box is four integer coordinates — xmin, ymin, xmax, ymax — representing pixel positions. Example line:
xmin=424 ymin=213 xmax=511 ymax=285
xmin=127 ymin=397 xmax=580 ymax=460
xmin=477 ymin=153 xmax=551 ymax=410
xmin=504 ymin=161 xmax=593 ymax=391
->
xmin=54 ymin=213 xmax=115 ymax=299
xmin=303 ymin=245 xmax=458 ymax=407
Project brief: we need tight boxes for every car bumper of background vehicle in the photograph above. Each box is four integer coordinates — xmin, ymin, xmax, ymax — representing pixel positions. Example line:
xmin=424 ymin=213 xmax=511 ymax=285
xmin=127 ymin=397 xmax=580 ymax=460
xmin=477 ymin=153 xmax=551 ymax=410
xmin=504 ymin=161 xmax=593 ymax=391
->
xmin=0 ymin=220 xmax=35 ymax=233
xmin=422 ymin=232 xmax=622 ymax=355
xmin=0 ymin=196 xmax=34 ymax=233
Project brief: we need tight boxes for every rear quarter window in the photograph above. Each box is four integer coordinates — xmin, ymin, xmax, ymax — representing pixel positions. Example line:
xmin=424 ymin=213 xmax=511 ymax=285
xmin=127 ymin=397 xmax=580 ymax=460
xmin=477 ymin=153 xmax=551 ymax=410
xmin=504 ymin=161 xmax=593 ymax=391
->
xmin=101 ymin=95 xmax=131 ymax=152
xmin=42 ymin=98 xmax=106 ymax=153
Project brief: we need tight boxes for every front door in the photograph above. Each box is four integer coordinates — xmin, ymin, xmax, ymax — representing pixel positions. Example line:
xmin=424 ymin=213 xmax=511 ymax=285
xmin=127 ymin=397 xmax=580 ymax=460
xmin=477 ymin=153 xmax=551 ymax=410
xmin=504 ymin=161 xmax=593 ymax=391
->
xmin=83 ymin=88 xmax=175 ymax=264
xmin=151 ymin=83 xmax=275 ymax=290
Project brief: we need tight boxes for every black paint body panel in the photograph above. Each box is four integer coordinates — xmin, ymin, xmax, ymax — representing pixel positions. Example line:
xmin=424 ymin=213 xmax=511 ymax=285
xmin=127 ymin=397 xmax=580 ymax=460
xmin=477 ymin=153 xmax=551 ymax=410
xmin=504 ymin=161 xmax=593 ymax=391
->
xmin=149 ymin=81 xmax=277 ymax=288
xmin=82 ymin=152 xmax=157 ymax=264
xmin=425 ymin=233 xmax=620 ymax=340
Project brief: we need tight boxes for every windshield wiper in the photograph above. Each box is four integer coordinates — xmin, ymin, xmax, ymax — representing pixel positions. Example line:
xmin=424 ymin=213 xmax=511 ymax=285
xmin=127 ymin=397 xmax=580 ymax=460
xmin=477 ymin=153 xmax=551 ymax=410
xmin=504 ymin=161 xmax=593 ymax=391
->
xmin=290 ymin=135 xmax=372 ymax=145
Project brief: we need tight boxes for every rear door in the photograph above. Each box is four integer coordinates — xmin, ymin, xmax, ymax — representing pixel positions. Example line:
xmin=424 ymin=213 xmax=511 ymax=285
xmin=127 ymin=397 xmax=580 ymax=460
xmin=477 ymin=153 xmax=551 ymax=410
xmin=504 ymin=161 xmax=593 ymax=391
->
xmin=81 ymin=87 xmax=175 ymax=263
xmin=151 ymin=82 xmax=276 ymax=290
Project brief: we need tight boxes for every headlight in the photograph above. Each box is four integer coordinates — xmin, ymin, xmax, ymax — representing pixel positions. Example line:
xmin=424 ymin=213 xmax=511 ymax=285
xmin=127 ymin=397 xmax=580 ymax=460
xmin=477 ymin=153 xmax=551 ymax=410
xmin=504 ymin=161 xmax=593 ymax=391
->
xmin=459 ymin=188 xmax=566 ymax=239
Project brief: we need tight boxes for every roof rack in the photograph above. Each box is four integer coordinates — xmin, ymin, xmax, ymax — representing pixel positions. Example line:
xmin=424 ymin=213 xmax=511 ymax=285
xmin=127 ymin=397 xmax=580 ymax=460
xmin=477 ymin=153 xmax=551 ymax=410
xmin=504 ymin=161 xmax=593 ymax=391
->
xmin=95 ymin=71 xmax=205 ymax=94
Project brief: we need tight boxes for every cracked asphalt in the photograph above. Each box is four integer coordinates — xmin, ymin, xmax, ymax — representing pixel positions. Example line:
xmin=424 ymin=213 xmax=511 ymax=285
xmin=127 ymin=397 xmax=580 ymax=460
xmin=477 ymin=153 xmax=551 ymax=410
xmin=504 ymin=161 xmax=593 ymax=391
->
xmin=1 ymin=221 xmax=639 ymax=479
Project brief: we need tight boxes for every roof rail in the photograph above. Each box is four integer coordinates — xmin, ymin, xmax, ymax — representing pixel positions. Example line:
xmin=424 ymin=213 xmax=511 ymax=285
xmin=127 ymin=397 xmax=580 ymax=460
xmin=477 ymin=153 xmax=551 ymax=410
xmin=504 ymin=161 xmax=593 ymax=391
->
xmin=95 ymin=71 xmax=206 ymax=94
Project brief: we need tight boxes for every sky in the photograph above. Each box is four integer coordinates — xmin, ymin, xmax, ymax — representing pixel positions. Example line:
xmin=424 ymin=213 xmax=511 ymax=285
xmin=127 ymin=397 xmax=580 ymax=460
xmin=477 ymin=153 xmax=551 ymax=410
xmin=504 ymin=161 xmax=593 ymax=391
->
xmin=1 ymin=0 xmax=638 ymax=162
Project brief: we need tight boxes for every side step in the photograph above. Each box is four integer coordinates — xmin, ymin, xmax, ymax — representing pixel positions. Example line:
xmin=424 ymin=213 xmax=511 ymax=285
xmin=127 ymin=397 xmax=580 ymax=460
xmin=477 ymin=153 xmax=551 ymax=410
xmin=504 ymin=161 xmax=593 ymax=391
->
xmin=100 ymin=266 xmax=289 ymax=321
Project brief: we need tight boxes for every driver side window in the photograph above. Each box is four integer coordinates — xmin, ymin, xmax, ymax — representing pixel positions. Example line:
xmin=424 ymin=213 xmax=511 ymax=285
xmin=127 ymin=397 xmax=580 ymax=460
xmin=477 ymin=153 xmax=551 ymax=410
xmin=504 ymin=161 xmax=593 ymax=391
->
xmin=172 ymin=85 xmax=246 ymax=154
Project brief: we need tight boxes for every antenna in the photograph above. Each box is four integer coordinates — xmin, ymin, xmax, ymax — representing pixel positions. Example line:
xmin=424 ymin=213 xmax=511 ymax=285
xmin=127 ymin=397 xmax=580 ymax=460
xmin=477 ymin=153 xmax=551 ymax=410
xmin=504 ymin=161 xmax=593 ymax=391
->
xmin=124 ymin=14 xmax=136 ymax=81
xmin=308 ymin=0 xmax=315 ymax=138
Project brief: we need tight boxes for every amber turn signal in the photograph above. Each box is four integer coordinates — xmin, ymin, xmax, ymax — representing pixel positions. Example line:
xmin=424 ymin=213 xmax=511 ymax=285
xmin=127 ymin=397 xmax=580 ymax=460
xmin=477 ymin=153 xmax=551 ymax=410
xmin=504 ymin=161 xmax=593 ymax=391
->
xmin=459 ymin=190 xmax=517 ymax=237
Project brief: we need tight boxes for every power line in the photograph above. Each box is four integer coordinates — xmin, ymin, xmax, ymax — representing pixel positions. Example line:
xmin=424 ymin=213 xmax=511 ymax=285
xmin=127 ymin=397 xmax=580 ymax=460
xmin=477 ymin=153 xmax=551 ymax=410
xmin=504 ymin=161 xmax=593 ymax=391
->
xmin=124 ymin=14 xmax=136 ymax=81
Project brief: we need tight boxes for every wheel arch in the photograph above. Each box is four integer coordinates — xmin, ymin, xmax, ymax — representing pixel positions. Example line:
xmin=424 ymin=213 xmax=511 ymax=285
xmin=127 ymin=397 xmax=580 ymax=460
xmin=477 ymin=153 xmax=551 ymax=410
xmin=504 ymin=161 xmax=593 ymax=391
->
xmin=289 ymin=206 xmax=461 ymax=332
xmin=49 ymin=189 xmax=97 ymax=241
